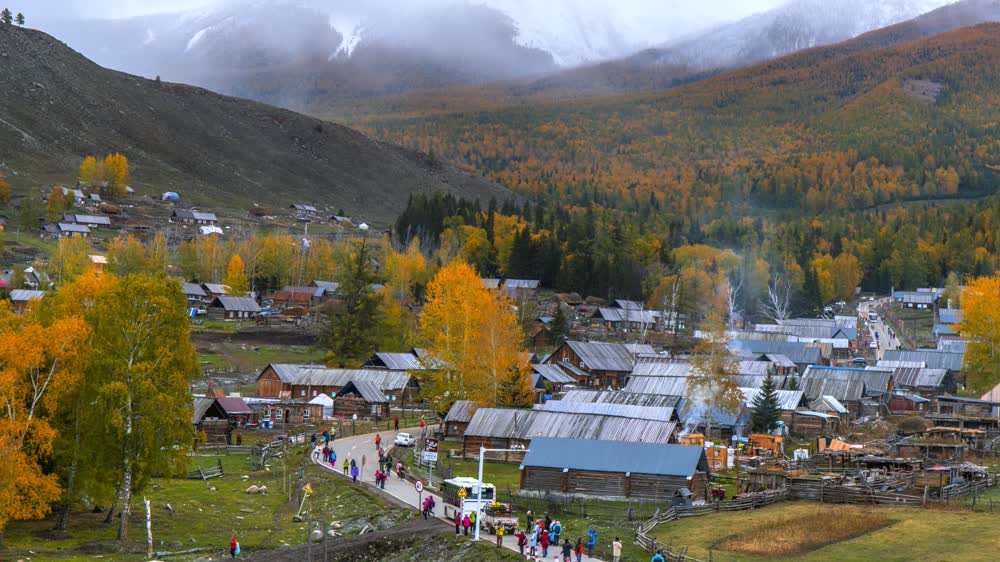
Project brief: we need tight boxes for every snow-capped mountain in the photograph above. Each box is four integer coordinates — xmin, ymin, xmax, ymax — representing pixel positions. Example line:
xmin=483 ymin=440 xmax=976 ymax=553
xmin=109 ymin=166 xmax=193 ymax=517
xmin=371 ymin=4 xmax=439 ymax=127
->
xmin=636 ymin=0 xmax=956 ymax=69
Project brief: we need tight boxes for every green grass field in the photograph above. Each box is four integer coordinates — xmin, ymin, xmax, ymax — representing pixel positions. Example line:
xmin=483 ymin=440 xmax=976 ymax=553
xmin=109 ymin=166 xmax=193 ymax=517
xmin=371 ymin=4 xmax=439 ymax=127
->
xmin=650 ymin=501 xmax=1000 ymax=561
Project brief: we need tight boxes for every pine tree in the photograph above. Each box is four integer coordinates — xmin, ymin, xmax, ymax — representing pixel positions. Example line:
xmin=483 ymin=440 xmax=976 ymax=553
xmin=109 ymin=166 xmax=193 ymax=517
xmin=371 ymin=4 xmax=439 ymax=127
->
xmin=787 ymin=375 xmax=800 ymax=391
xmin=1 ymin=9 xmax=13 ymax=26
xmin=15 ymin=12 xmax=23 ymax=26
xmin=750 ymin=373 xmax=782 ymax=433
xmin=549 ymin=303 xmax=570 ymax=341
xmin=322 ymin=237 xmax=382 ymax=367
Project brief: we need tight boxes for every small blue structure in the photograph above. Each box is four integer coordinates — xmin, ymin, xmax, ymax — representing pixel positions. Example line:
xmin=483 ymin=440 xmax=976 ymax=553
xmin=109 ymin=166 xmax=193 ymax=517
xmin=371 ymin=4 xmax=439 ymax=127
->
xmin=161 ymin=191 xmax=180 ymax=202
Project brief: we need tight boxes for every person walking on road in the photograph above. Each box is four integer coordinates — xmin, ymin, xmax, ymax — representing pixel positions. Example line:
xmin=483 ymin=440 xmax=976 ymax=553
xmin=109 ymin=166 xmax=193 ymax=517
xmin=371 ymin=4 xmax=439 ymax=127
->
xmin=342 ymin=458 xmax=349 ymax=474
xmin=551 ymin=520 xmax=562 ymax=545
xmin=455 ymin=511 xmax=462 ymax=535
xmin=329 ymin=449 xmax=336 ymax=469
xmin=350 ymin=460 xmax=359 ymax=483
xmin=562 ymin=539 xmax=572 ymax=562
xmin=540 ymin=529 xmax=551 ymax=557
xmin=495 ymin=524 xmax=504 ymax=548
xmin=587 ymin=529 xmax=597 ymax=557
xmin=528 ymin=529 xmax=538 ymax=557
xmin=394 ymin=416 xmax=399 ymax=431
xmin=462 ymin=514 xmax=471 ymax=536
xmin=375 ymin=434 xmax=381 ymax=449
xmin=574 ymin=538 xmax=584 ymax=562
xmin=612 ymin=537 xmax=622 ymax=562
xmin=516 ymin=530 xmax=527 ymax=556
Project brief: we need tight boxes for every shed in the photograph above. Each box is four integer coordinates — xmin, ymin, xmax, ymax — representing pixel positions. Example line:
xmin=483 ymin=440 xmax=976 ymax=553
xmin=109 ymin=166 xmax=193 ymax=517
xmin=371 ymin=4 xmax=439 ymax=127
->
xmin=10 ymin=289 xmax=45 ymax=313
xmin=363 ymin=351 xmax=424 ymax=371
xmin=519 ymin=438 xmax=710 ymax=501
xmin=532 ymin=363 xmax=576 ymax=392
xmin=308 ymin=393 xmax=334 ymax=419
xmin=334 ymin=380 xmax=389 ymax=419
xmin=444 ymin=399 xmax=478 ymax=438
xmin=787 ymin=411 xmax=841 ymax=436
xmin=208 ymin=296 xmax=260 ymax=320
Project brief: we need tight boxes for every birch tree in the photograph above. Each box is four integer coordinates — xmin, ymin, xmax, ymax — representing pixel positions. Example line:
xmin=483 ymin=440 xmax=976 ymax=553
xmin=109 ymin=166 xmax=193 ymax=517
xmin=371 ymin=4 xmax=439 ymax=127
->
xmin=763 ymin=274 xmax=794 ymax=321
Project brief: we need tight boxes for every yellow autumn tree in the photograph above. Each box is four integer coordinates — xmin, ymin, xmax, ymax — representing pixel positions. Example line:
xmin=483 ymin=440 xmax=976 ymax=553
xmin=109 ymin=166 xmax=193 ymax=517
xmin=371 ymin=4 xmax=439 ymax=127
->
xmin=419 ymin=261 xmax=531 ymax=410
xmin=0 ymin=173 xmax=10 ymax=204
xmin=78 ymin=156 xmax=98 ymax=185
xmin=223 ymin=254 xmax=249 ymax=296
xmin=0 ymin=303 xmax=91 ymax=534
xmin=958 ymin=275 xmax=1000 ymax=393
xmin=102 ymin=153 xmax=129 ymax=199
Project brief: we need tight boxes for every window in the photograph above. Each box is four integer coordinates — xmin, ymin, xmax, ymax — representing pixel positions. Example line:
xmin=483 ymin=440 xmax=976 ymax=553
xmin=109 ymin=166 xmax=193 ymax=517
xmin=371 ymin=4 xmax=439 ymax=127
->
xmin=275 ymin=410 xmax=282 ymax=420
xmin=312 ymin=390 xmax=317 ymax=397
xmin=303 ymin=410 xmax=310 ymax=421
xmin=300 ymin=390 xmax=306 ymax=397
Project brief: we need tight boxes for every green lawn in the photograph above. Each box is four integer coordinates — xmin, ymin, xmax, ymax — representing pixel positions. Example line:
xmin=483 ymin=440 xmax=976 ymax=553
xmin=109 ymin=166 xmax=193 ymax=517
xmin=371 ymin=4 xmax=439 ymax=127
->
xmin=650 ymin=501 xmax=1000 ymax=562
xmin=406 ymin=441 xmax=522 ymax=492
xmin=196 ymin=344 xmax=326 ymax=375
xmin=2 ymin=449 xmax=413 ymax=561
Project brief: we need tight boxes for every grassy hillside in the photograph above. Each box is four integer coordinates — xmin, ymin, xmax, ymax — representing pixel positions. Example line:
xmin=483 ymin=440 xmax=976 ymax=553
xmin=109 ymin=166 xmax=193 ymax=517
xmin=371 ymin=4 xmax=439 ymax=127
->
xmin=341 ymin=23 xmax=1000 ymax=220
xmin=0 ymin=26 xmax=512 ymax=223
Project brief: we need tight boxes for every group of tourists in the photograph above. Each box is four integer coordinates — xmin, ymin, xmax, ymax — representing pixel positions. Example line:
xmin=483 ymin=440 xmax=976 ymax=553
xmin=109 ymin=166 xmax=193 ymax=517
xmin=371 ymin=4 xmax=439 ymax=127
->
xmin=454 ymin=510 xmax=477 ymax=536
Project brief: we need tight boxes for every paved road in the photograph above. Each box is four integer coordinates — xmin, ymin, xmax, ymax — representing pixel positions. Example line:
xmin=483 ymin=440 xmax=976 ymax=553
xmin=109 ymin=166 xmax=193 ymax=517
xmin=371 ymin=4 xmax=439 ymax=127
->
xmin=859 ymin=298 xmax=900 ymax=361
xmin=311 ymin=426 xmax=607 ymax=562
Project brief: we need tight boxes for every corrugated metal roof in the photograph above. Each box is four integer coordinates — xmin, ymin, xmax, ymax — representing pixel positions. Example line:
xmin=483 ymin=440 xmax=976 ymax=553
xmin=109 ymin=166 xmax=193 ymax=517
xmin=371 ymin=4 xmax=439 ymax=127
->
xmin=533 ymin=364 xmax=576 ymax=384
xmin=465 ymin=408 xmax=677 ymax=443
xmin=893 ymin=368 xmax=948 ymax=389
xmin=555 ymin=361 xmax=591 ymax=379
xmin=192 ymin=397 xmax=215 ymax=424
xmin=883 ymin=350 xmax=964 ymax=371
xmin=739 ymin=387 xmax=804 ymax=411
xmin=337 ymin=380 xmax=387 ymax=403
xmin=623 ymin=375 xmax=688 ymax=396
xmin=174 ymin=209 xmax=218 ymax=222
xmin=520 ymin=438 xmax=707 ymax=477
xmin=801 ymin=366 xmax=891 ymax=401
xmin=293 ymin=368 xmax=411 ymax=391
xmin=811 ymin=395 xmax=849 ymax=414
xmin=613 ymin=299 xmax=644 ymax=310
xmin=216 ymin=397 xmax=253 ymax=415
xmin=729 ymin=340 xmax=822 ymax=365
xmin=58 ymin=223 xmax=91 ymax=233
xmin=939 ymin=309 xmax=962 ymax=324
xmin=182 ymin=282 xmax=208 ymax=297
xmin=369 ymin=352 xmax=424 ymax=371
xmin=595 ymin=308 xmax=659 ymax=324
xmin=10 ymin=289 xmax=45 ymax=301
xmin=680 ymin=401 xmax=749 ymax=429
xmin=533 ymin=400 xmax=675 ymax=421
xmin=481 ymin=278 xmax=501 ymax=289
xmin=564 ymin=341 xmax=637 ymax=372
xmin=262 ymin=364 xmax=321 ymax=383
xmin=203 ymin=283 xmax=229 ymax=295
xmin=444 ymin=400 xmax=478 ymax=423
xmin=736 ymin=360 xmax=772 ymax=376
xmin=876 ymin=360 xmax=926 ymax=369
xmin=312 ymin=280 xmax=340 ymax=293
xmin=631 ymin=362 xmax=692 ymax=378
xmin=213 ymin=296 xmax=261 ymax=312
xmin=560 ymin=390 xmax=682 ymax=408
xmin=733 ymin=374 xmax=790 ymax=389
xmin=503 ymin=279 xmax=540 ymax=289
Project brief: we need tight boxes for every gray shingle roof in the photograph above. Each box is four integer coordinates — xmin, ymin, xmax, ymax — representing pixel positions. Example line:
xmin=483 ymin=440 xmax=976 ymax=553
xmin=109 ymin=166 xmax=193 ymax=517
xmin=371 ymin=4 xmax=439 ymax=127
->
xmin=533 ymin=400 xmax=675 ymax=421
xmin=564 ymin=341 xmax=638 ymax=372
xmin=311 ymin=280 xmax=340 ymax=293
xmin=58 ymin=223 xmax=91 ymax=233
xmin=173 ymin=209 xmax=218 ymax=222
xmin=739 ymin=387 xmax=804 ymax=411
xmin=465 ymin=408 xmax=677 ymax=443
xmin=883 ymin=350 xmax=964 ymax=372
xmin=182 ymin=282 xmax=208 ymax=297
xmin=293 ymin=368 xmax=412 ymax=391
xmin=10 ymin=289 xmax=45 ymax=302
xmin=366 ymin=352 xmax=424 ymax=371
xmin=630 ymin=361 xmax=692 ymax=378
xmin=623 ymin=375 xmax=689 ymax=396
xmin=444 ymin=400 xmax=478 ymax=423
xmin=801 ymin=366 xmax=891 ymax=401
xmin=559 ymin=390 xmax=682 ymax=408
xmin=729 ymin=340 xmax=822 ymax=365
xmin=263 ymin=364 xmax=322 ymax=383
xmin=212 ymin=296 xmax=260 ymax=313
xmin=533 ymin=364 xmax=577 ymax=385
xmin=192 ymin=397 xmax=215 ymax=424
xmin=892 ymin=368 xmax=948 ymax=389
xmin=520 ymin=438 xmax=707 ymax=477
xmin=337 ymin=380 xmax=387 ymax=403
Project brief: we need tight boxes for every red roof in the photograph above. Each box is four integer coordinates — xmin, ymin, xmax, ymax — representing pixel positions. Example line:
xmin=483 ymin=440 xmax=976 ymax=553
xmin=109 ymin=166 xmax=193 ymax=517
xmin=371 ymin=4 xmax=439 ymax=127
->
xmin=215 ymin=397 xmax=253 ymax=415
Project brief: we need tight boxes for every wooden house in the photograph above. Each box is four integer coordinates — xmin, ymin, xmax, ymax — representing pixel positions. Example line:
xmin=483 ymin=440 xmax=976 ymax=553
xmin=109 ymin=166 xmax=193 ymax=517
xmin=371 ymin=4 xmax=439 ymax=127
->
xmin=334 ymin=380 xmax=389 ymax=419
xmin=182 ymin=282 xmax=210 ymax=306
xmin=10 ymin=289 xmax=45 ymax=313
xmin=532 ymin=363 xmax=577 ymax=394
xmin=927 ymin=396 xmax=1000 ymax=430
xmin=887 ymin=393 xmax=932 ymax=414
xmin=270 ymin=286 xmax=317 ymax=310
xmin=443 ymin=400 xmax=477 ymax=439
xmin=362 ymin=351 xmax=424 ymax=371
xmin=253 ymin=401 xmax=323 ymax=426
xmin=192 ymin=396 xmax=254 ymax=443
xmin=64 ymin=213 xmax=112 ymax=228
xmin=462 ymin=407 xmax=677 ymax=463
xmin=502 ymin=279 xmax=540 ymax=300
xmin=57 ymin=223 xmax=91 ymax=238
xmin=519 ymin=438 xmax=710 ymax=501
xmin=207 ymin=296 xmax=260 ymax=320
xmin=202 ymin=283 xmax=229 ymax=300
xmin=786 ymin=410 xmax=841 ymax=436
xmin=290 ymin=204 xmax=319 ymax=217
xmin=544 ymin=341 xmax=638 ymax=389
xmin=255 ymin=364 xmax=321 ymax=398
xmin=289 ymin=368 xmax=419 ymax=407
xmin=172 ymin=209 xmax=218 ymax=226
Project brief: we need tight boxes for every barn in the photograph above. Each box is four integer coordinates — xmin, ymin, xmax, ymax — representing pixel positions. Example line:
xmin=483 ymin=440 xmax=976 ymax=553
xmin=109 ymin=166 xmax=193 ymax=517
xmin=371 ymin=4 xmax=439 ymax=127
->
xmin=255 ymin=363 xmax=321 ymax=398
xmin=208 ymin=296 xmax=260 ymax=320
xmin=443 ymin=400 xmax=478 ymax=439
xmin=519 ymin=438 xmax=710 ymax=501
xmin=334 ymin=380 xmax=390 ymax=419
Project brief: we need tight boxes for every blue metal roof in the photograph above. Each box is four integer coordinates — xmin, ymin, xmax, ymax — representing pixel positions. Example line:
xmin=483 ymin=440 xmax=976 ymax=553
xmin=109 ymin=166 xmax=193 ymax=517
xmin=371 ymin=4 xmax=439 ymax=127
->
xmin=520 ymin=437 xmax=708 ymax=477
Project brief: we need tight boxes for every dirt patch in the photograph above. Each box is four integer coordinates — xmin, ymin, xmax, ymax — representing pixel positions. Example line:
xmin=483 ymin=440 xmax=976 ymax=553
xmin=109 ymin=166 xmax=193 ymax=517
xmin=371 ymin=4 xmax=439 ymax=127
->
xmin=715 ymin=506 xmax=892 ymax=557
xmin=902 ymin=78 xmax=944 ymax=105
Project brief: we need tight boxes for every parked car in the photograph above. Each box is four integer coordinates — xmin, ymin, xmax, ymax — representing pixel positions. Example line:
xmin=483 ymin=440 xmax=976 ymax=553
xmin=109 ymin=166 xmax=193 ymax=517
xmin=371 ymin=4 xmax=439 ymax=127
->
xmin=395 ymin=432 xmax=416 ymax=447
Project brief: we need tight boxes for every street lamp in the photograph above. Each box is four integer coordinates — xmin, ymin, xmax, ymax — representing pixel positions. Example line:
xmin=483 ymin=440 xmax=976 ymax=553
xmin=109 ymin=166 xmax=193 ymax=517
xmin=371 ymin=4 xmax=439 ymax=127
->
xmin=474 ymin=445 xmax=528 ymax=542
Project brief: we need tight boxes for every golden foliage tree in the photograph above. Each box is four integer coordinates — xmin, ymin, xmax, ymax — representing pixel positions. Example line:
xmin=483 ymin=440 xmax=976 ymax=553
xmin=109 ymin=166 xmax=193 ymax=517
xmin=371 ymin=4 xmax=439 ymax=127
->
xmin=78 ymin=156 xmax=98 ymax=186
xmin=0 ymin=173 xmax=10 ymax=205
xmin=0 ymin=303 xmax=90 ymax=534
xmin=223 ymin=254 xmax=249 ymax=296
xmin=958 ymin=275 xmax=1000 ymax=393
xmin=46 ymin=187 xmax=69 ymax=222
xmin=419 ymin=261 xmax=530 ymax=410
xmin=49 ymin=236 xmax=93 ymax=286
xmin=102 ymin=153 xmax=129 ymax=198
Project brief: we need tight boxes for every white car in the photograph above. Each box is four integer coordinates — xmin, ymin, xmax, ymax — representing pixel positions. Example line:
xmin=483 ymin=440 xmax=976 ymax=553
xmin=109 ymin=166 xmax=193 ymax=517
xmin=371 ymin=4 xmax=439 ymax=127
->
xmin=869 ymin=341 xmax=878 ymax=349
xmin=395 ymin=432 xmax=416 ymax=447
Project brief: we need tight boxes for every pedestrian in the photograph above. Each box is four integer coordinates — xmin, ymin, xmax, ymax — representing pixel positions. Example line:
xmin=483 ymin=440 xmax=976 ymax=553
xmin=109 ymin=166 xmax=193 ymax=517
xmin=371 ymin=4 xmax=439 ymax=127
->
xmin=331 ymin=426 xmax=336 ymax=441
xmin=525 ymin=509 xmax=533 ymax=529
xmin=495 ymin=523 xmax=504 ymax=548
xmin=551 ymin=520 xmax=562 ymax=545
xmin=310 ymin=433 xmax=316 ymax=447
xmin=516 ymin=530 xmax=527 ymax=556
xmin=462 ymin=514 xmax=471 ymax=536
xmin=394 ymin=415 xmax=399 ymax=431
xmin=455 ymin=511 xmax=462 ymax=535
xmin=528 ymin=530 xmax=538 ymax=556
xmin=343 ymin=458 xmax=349 ymax=474
xmin=561 ymin=538 xmax=572 ymax=562
xmin=613 ymin=537 xmax=622 ymax=562
xmin=329 ymin=449 xmax=337 ymax=468
xmin=587 ymin=528 xmax=597 ymax=557
xmin=322 ymin=445 xmax=329 ymax=462
xmin=351 ymin=461 xmax=359 ymax=483
xmin=229 ymin=535 xmax=238 ymax=558
xmin=575 ymin=538 xmax=584 ymax=562
xmin=545 ymin=515 xmax=552 ymax=531
xmin=540 ymin=529 xmax=551 ymax=557
xmin=469 ymin=510 xmax=476 ymax=531
xmin=422 ymin=497 xmax=430 ymax=519
xmin=322 ymin=429 xmax=329 ymax=444
xmin=396 ymin=462 xmax=405 ymax=480
xmin=375 ymin=433 xmax=381 ymax=449
xmin=652 ymin=549 xmax=666 ymax=562
xmin=419 ymin=416 xmax=425 ymax=430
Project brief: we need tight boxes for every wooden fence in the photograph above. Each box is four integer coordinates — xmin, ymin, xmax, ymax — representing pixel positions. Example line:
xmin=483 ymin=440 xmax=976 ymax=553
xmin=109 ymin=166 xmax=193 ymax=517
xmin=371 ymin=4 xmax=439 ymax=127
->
xmin=187 ymin=459 xmax=224 ymax=480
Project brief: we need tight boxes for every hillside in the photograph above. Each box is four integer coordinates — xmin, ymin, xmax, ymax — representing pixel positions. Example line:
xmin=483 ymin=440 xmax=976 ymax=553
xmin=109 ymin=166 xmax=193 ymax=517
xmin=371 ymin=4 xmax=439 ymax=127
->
xmin=0 ymin=26 xmax=512 ymax=222
xmin=345 ymin=21 xmax=1000 ymax=219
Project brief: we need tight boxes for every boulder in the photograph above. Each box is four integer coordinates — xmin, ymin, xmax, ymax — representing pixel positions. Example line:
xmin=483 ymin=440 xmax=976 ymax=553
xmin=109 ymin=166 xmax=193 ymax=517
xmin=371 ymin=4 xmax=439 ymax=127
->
xmin=245 ymin=485 xmax=260 ymax=494
xmin=310 ymin=529 xmax=323 ymax=542
xmin=240 ymin=508 xmax=254 ymax=514
xmin=258 ymin=485 xmax=268 ymax=494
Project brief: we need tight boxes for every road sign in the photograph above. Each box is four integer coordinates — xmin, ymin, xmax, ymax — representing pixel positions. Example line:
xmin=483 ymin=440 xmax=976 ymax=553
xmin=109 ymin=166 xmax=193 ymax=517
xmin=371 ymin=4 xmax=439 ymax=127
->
xmin=423 ymin=438 xmax=439 ymax=462
xmin=415 ymin=481 xmax=423 ymax=493
xmin=457 ymin=488 xmax=467 ymax=498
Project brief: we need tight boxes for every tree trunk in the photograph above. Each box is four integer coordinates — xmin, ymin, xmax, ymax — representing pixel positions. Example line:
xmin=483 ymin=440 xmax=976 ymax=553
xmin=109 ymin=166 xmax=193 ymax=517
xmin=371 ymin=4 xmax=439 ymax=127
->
xmin=55 ymin=415 xmax=83 ymax=531
xmin=117 ymin=463 xmax=133 ymax=543
xmin=104 ymin=482 xmax=122 ymax=525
